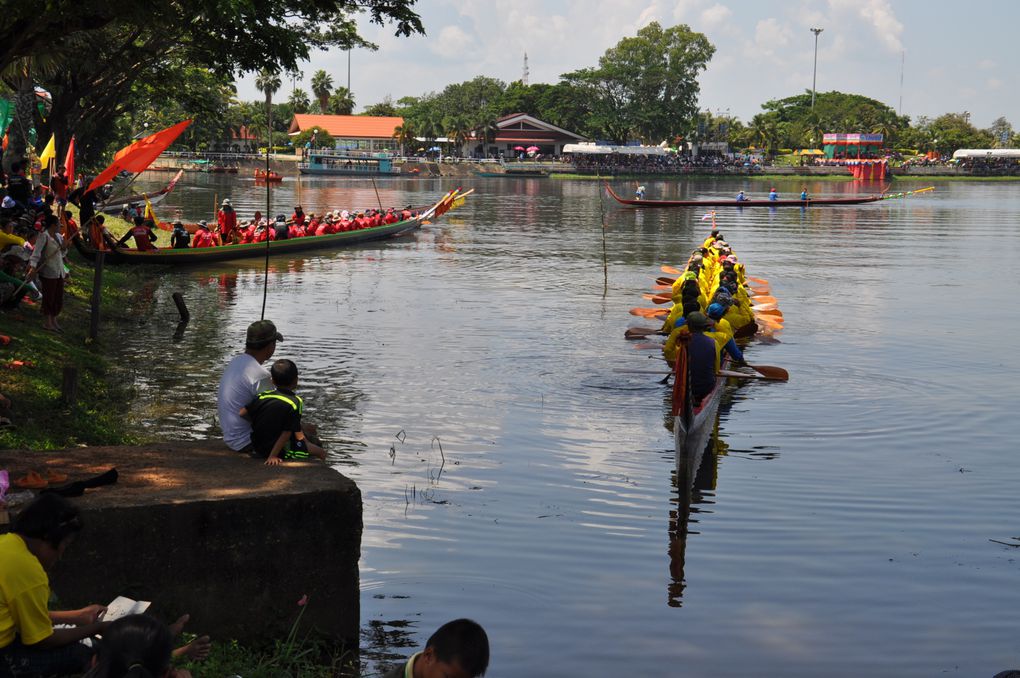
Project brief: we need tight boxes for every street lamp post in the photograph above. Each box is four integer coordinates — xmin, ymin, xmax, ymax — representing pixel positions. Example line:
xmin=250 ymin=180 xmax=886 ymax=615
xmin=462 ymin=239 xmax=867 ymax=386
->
xmin=810 ymin=27 xmax=824 ymax=109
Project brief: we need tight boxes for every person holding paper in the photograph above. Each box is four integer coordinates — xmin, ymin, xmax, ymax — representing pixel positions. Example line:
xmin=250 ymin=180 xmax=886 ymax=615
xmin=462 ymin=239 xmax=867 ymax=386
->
xmin=0 ymin=494 xmax=109 ymax=676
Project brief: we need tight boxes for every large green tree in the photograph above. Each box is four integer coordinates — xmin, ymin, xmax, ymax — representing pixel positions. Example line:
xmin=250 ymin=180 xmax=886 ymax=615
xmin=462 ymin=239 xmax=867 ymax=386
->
xmin=562 ymin=22 xmax=714 ymax=144
xmin=7 ymin=0 xmax=423 ymax=168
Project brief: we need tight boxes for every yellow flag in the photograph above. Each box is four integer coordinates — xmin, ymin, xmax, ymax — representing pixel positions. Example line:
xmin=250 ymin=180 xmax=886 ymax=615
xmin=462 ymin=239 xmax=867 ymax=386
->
xmin=144 ymin=194 xmax=156 ymax=222
xmin=38 ymin=134 xmax=56 ymax=165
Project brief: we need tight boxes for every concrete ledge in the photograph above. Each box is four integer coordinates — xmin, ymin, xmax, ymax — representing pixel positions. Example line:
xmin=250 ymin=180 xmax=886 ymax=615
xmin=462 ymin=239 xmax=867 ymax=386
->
xmin=0 ymin=440 xmax=362 ymax=647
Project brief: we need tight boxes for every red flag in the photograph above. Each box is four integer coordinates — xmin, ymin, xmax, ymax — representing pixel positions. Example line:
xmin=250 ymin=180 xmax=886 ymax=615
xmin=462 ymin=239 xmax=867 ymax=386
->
xmin=87 ymin=120 xmax=191 ymax=193
xmin=64 ymin=135 xmax=75 ymax=184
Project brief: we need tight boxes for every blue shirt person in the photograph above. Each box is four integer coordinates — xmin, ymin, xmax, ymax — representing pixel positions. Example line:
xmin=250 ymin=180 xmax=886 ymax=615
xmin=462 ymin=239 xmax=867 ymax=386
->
xmin=768 ymin=187 xmax=778 ymax=201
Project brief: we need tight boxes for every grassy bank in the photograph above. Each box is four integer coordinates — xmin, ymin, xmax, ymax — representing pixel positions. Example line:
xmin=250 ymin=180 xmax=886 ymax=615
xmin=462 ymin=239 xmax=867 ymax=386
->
xmin=0 ymin=210 xmax=165 ymax=451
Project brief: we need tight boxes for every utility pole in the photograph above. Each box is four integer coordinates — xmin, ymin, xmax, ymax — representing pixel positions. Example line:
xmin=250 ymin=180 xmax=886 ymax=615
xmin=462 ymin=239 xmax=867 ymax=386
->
xmin=523 ymin=52 xmax=529 ymax=86
xmin=898 ymin=51 xmax=905 ymax=116
xmin=810 ymin=27 xmax=824 ymax=109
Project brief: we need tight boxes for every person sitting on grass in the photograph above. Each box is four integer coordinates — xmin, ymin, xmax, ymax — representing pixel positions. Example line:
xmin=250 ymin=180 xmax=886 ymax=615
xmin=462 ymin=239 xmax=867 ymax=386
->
xmin=383 ymin=618 xmax=489 ymax=678
xmin=239 ymin=358 xmax=325 ymax=466
xmin=0 ymin=494 xmax=109 ymax=677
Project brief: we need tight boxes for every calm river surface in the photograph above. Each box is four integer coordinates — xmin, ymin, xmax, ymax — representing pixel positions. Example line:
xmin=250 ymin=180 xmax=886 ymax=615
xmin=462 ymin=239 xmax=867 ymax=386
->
xmin=121 ymin=172 xmax=1020 ymax=677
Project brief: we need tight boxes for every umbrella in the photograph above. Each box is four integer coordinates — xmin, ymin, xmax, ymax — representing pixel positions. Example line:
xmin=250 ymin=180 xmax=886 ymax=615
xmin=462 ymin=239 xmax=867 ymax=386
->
xmin=514 ymin=146 xmax=525 ymax=151
xmin=526 ymin=146 xmax=539 ymax=152
xmin=87 ymin=120 xmax=192 ymax=192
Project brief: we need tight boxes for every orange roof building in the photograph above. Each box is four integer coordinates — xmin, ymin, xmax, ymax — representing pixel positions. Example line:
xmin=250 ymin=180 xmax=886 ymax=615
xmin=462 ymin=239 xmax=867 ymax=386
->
xmin=288 ymin=114 xmax=403 ymax=152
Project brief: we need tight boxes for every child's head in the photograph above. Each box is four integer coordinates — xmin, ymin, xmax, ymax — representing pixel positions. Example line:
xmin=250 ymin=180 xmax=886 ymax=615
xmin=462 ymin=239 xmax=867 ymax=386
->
xmin=90 ymin=614 xmax=174 ymax=678
xmin=270 ymin=358 xmax=299 ymax=389
xmin=420 ymin=618 xmax=489 ymax=678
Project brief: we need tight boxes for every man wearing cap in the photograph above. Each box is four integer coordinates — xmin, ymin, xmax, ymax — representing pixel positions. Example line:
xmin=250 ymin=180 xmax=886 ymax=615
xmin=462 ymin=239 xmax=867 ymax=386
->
xmin=217 ymin=198 xmax=237 ymax=243
xmin=768 ymin=187 xmax=778 ymax=201
xmin=217 ymin=320 xmax=282 ymax=453
xmin=684 ymin=312 xmax=720 ymax=405
xmin=170 ymin=220 xmax=191 ymax=249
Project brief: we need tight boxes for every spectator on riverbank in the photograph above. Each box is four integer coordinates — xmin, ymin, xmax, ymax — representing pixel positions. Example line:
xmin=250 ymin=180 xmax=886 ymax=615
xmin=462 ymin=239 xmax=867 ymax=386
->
xmin=240 ymin=358 xmax=325 ymax=466
xmin=25 ymin=214 xmax=69 ymax=333
xmin=383 ymin=619 xmax=489 ymax=678
xmin=217 ymin=320 xmax=280 ymax=453
xmin=0 ymin=494 xmax=109 ymax=677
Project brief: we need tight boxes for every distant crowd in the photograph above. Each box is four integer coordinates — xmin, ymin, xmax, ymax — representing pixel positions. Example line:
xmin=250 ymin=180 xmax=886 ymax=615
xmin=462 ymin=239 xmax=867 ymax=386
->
xmin=567 ymin=152 xmax=764 ymax=175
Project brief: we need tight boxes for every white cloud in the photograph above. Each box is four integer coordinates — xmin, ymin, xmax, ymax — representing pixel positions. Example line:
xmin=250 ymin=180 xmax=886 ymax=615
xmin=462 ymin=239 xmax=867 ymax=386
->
xmin=700 ymin=3 xmax=733 ymax=28
xmin=987 ymin=78 xmax=1002 ymax=90
xmin=853 ymin=0 xmax=904 ymax=52
xmin=978 ymin=59 xmax=996 ymax=70
xmin=754 ymin=18 xmax=792 ymax=56
xmin=430 ymin=25 xmax=476 ymax=59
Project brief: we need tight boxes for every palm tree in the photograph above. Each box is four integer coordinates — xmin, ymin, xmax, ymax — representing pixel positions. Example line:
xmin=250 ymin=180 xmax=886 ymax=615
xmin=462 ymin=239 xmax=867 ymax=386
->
xmin=288 ymin=88 xmax=310 ymax=114
xmin=255 ymin=68 xmax=281 ymax=149
xmin=394 ymin=121 xmax=416 ymax=155
xmin=311 ymin=70 xmax=333 ymax=114
xmin=327 ymin=87 xmax=355 ymax=115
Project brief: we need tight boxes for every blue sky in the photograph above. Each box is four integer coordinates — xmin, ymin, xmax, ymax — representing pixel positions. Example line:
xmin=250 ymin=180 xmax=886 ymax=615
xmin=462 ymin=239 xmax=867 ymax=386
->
xmin=235 ymin=0 xmax=1016 ymax=129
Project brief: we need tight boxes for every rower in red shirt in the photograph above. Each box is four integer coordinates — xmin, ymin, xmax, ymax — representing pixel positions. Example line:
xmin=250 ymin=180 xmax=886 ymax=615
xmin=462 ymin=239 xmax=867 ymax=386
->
xmin=382 ymin=208 xmax=399 ymax=224
xmin=217 ymin=199 xmax=238 ymax=243
xmin=192 ymin=220 xmax=217 ymax=248
xmin=400 ymin=205 xmax=413 ymax=221
xmin=353 ymin=212 xmax=367 ymax=229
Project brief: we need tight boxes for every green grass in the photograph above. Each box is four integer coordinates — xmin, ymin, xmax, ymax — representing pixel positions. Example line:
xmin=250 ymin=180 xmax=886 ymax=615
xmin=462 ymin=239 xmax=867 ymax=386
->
xmin=0 ymin=223 xmax=165 ymax=450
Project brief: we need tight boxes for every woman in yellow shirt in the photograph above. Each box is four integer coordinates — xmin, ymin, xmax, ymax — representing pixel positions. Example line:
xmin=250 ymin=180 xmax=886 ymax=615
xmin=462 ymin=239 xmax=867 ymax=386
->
xmin=0 ymin=495 xmax=108 ymax=677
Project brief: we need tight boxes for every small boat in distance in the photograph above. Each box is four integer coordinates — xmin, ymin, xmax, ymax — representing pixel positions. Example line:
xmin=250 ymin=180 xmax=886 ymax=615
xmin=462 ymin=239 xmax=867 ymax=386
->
xmin=298 ymin=150 xmax=400 ymax=176
xmin=254 ymin=169 xmax=283 ymax=182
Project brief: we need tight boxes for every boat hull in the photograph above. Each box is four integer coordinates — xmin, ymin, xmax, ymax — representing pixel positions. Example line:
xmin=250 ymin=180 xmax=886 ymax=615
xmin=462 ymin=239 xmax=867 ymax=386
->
xmin=674 ymin=359 xmax=729 ymax=457
xmin=297 ymin=168 xmax=400 ymax=176
xmin=73 ymin=218 xmax=422 ymax=266
xmin=606 ymin=184 xmax=883 ymax=208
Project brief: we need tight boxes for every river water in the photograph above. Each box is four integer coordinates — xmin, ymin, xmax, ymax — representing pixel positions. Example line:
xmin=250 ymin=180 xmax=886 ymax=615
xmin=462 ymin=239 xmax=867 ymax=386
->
xmin=120 ymin=172 xmax=1020 ymax=677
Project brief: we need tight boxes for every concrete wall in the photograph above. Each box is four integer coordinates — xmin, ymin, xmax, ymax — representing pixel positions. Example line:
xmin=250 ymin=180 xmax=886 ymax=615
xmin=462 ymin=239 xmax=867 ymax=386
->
xmin=1 ymin=441 xmax=362 ymax=649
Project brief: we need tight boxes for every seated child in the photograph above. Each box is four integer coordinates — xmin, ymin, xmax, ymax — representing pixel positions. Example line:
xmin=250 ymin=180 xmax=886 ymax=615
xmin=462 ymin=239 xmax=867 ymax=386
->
xmin=383 ymin=618 xmax=489 ymax=678
xmin=239 ymin=358 xmax=325 ymax=466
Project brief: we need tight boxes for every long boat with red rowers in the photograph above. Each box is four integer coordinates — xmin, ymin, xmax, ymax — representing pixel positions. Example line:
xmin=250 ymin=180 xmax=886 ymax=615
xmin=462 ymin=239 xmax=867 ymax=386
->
xmin=604 ymin=182 xmax=933 ymax=208
xmin=73 ymin=189 xmax=470 ymax=266
xmin=99 ymin=170 xmax=184 ymax=214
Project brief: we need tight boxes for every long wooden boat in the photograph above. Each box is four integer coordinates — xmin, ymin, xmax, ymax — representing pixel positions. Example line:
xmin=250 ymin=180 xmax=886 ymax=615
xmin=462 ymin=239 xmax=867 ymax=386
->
xmin=606 ymin=183 xmax=883 ymax=208
xmin=99 ymin=171 xmax=184 ymax=214
xmin=74 ymin=191 xmax=464 ymax=266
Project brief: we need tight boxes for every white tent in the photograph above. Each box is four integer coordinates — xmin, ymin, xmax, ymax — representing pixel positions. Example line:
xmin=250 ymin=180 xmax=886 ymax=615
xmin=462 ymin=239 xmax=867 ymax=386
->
xmin=951 ymin=148 xmax=1020 ymax=159
xmin=562 ymin=143 xmax=667 ymax=156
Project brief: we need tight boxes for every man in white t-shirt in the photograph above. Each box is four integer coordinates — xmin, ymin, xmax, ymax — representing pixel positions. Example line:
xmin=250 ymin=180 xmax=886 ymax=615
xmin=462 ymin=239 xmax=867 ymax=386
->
xmin=217 ymin=320 xmax=283 ymax=452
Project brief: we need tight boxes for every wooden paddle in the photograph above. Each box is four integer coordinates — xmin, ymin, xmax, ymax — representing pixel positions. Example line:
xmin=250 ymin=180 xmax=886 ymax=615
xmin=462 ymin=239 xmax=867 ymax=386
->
xmin=630 ymin=307 xmax=669 ymax=318
xmin=751 ymin=295 xmax=777 ymax=304
xmin=624 ymin=327 xmax=664 ymax=339
xmin=740 ymin=364 xmax=789 ymax=380
xmin=632 ymin=342 xmax=663 ymax=350
xmin=748 ymin=276 xmax=768 ymax=284
xmin=719 ymin=368 xmax=787 ymax=381
xmin=656 ymin=276 xmax=676 ymax=285
xmin=661 ymin=265 xmax=682 ymax=275
xmin=614 ymin=368 xmax=786 ymax=382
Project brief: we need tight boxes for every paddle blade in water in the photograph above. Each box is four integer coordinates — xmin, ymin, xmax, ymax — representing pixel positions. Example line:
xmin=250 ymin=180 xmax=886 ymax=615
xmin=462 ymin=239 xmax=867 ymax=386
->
xmin=751 ymin=295 xmax=777 ymax=304
xmin=747 ymin=364 xmax=789 ymax=380
xmin=661 ymin=265 xmax=682 ymax=275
